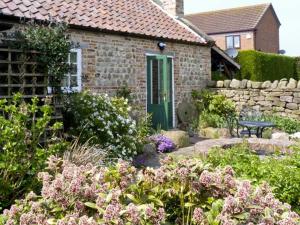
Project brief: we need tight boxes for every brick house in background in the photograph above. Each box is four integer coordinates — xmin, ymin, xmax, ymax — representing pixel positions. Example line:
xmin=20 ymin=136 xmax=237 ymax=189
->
xmin=185 ymin=3 xmax=281 ymax=54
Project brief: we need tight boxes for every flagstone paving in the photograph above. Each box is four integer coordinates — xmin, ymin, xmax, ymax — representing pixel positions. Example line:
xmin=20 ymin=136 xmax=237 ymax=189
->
xmin=171 ymin=138 xmax=295 ymax=157
xmin=136 ymin=138 xmax=295 ymax=168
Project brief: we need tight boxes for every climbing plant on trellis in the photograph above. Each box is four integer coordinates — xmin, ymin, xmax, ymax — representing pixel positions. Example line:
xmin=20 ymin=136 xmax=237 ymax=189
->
xmin=0 ymin=21 xmax=73 ymax=121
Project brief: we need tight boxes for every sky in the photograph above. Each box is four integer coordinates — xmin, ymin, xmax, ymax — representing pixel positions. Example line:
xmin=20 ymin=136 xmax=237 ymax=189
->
xmin=185 ymin=0 xmax=300 ymax=56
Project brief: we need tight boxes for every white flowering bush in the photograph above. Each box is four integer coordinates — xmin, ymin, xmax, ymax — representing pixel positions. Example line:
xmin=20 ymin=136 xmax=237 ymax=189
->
xmin=63 ymin=92 xmax=146 ymax=161
xmin=1 ymin=156 xmax=299 ymax=225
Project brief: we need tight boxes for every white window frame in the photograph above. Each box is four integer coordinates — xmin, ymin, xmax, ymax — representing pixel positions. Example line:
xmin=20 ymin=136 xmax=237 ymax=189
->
xmin=62 ymin=48 xmax=82 ymax=93
xmin=226 ymin=35 xmax=241 ymax=49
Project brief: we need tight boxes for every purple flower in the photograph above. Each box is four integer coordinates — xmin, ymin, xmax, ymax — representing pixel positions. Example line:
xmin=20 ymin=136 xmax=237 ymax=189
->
xmin=149 ymin=135 xmax=175 ymax=153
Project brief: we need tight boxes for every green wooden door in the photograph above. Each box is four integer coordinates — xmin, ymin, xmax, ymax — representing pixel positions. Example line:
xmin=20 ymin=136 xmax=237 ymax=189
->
xmin=147 ymin=55 xmax=173 ymax=130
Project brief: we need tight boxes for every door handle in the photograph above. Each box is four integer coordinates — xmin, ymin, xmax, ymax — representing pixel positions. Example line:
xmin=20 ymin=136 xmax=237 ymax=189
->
xmin=161 ymin=92 xmax=167 ymax=101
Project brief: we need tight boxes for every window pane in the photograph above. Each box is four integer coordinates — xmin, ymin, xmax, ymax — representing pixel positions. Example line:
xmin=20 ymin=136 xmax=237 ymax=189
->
xmin=167 ymin=58 xmax=172 ymax=103
xmin=152 ymin=59 xmax=159 ymax=104
xmin=226 ymin=36 xmax=234 ymax=49
xmin=70 ymin=52 xmax=77 ymax=63
xmin=159 ymin=59 xmax=164 ymax=103
xmin=62 ymin=50 xmax=81 ymax=91
xmin=70 ymin=76 xmax=78 ymax=87
xmin=62 ymin=76 xmax=68 ymax=87
xmin=70 ymin=64 xmax=77 ymax=74
xmin=234 ymin=36 xmax=241 ymax=48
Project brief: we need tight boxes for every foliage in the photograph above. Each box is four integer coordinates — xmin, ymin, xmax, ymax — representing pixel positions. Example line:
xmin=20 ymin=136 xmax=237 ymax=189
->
xmin=63 ymin=138 xmax=107 ymax=167
xmin=1 ymin=156 xmax=299 ymax=225
xmin=63 ymin=91 xmax=148 ymax=161
xmin=211 ymin=71 xmax=228 ymax=81
xmin=5 ymin=21 xmax=72 ymax=92
xmin=236 ymin=50 xmax=297 ymax=81
xmin=206 ymin=143 xmax=300 ymax=213
xmin=116 ymin=84 xmax=133 ymax=103
xmin=191 ymin=89 xmax=214 ymax=113
xmin=296 ymin=57 xmax=300 ymax=79
xmin=0 ymin=94 xmax=64 ymax=211
xmin=131 ymin=110 xmax=153 ymax=140
xmin=208 ymin=94 xmax=236 ymax=117
xmin=198 ymin=110 xmax=226 ymax=129
xmin=149 ymin=135 xmax=176 ymax=153
xmin=262 ymin=115 xmax=300 ymax=134
xmin=192 ymin=90 xmax=236 ymax=135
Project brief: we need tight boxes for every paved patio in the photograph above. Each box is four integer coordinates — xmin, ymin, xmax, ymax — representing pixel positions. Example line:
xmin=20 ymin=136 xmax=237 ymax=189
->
xmin=136 ymin=138 xmax=295 ymax=168
xmin=171 ymin=138 xmax=295 ymax=157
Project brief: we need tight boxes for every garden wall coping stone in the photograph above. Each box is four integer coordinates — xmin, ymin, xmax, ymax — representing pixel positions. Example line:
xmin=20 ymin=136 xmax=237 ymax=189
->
xmin=210 ymin=78 xmax=300 ymax=119
xmin=287 ymin=78 xmax=298 ymax=89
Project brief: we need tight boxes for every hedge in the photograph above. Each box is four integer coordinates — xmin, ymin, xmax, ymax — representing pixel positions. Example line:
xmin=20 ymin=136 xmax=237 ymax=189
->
xmin=236 ymin=50 xmax=298 ymax=81
xmin=296 ymin=57 xmax=300 ymax=78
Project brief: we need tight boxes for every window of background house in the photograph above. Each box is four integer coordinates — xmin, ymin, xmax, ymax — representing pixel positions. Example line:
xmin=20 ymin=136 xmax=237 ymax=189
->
xmin=226 ymin=35 xmax=241 ymax=49
xmin=62 ymin=49 xmax=82 ymax=92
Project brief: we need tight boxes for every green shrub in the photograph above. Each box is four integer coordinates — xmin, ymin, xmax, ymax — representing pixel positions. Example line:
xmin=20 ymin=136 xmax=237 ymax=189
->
xmin=208 ymin=94 xmax=236 ymax=116
xmin=211 ymin=71 xmax=227 ymax=81
xmin=0 ymin=94 xmax=64 ymax=210
xmin=296 ymin=57 xmax=300 ymax=79
xmin=206 ymin=144 xmax=300 ymax=212
xmin=236 ymin=50 xmax=297 ymax=81
xmin=199 ymin=110 xmax=225 ymax=128
xmin=116 ymin=84 xmax=133 ymax=103
xmin=263 ymin=115 xmax=300 ymax=134
xmin=63 ymin=92 xmax=148 ymax=161
xmin=191 ymin=89 xmax=214 ymax=113
xmin=192 ymin=90 xmax=236 ymax=135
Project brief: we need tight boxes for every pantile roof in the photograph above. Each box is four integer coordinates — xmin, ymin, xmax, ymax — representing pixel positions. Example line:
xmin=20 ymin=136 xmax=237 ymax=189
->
xmin=185 ymin=3 xmax=280 ymax=35
xmin=0 ymin=0 xmax=206 ymax=44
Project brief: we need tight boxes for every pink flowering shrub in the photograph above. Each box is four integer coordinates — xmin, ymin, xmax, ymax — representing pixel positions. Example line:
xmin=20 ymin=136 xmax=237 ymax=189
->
xmin=1 ymin=156 xmax=299 ymax=225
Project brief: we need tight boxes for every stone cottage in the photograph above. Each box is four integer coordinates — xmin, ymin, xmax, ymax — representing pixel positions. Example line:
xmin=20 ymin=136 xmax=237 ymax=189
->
xmin=0 ymin=0 xmax=213 ymax=130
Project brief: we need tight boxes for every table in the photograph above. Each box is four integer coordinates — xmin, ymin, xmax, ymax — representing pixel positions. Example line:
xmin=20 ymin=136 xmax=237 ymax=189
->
xmin=238 ymin=121 xmax=276 ymax=138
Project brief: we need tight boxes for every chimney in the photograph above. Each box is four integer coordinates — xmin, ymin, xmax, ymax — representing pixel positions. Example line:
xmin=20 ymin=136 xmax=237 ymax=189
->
xmin=160 ymin=0 xmax=184 ymax=18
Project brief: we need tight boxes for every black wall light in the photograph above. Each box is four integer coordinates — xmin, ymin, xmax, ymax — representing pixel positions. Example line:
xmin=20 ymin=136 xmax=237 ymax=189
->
xmin=157 ymin=41 xmax=166 ymax=51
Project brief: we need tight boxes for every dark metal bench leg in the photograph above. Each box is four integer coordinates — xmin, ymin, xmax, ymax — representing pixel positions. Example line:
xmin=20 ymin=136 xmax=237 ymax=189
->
xmin=247 ymin=127 xmax=252 ymax=137
xmin=256 ymin=127 xmax=260 ymax=138
xmin=259 ymin=127 xmax=266 ymax=138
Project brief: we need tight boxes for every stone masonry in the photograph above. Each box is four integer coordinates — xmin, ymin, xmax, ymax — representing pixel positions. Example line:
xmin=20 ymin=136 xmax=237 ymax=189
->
xmin=212 ymin=78 xmax=300 ymax=119
xmin=70 ymin=29 xmax=211 ymax=110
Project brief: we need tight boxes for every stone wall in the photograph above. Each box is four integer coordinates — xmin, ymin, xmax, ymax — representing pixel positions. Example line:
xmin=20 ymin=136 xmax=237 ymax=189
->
xmin=212 ymin=78 xmax=300 ymax=119
xmin=70 ymin=29 xmax=211 ymax=109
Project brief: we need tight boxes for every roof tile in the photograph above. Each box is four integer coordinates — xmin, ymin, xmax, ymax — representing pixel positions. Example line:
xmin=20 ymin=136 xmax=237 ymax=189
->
xmin=185 ymin=3 xmax=271 ymax=34
xmin=0 ymin=0 xmax=206 ymax=44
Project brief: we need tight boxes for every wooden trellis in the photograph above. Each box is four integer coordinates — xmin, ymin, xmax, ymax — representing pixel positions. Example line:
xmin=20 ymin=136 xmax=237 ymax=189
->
xmin=0 ymin=47 xmax=63 ymax=123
